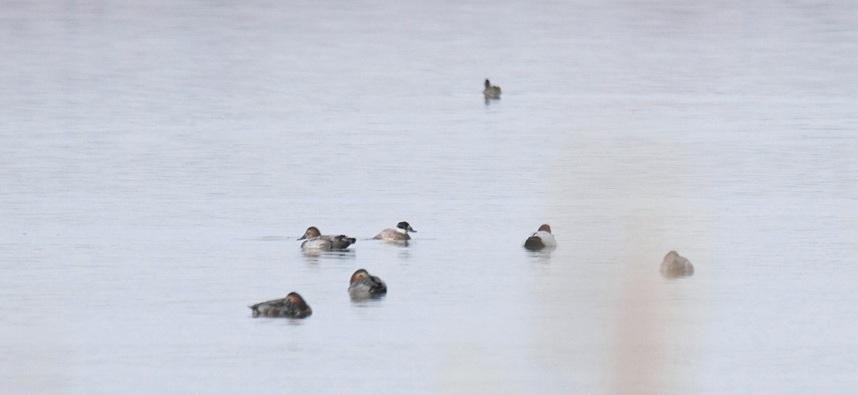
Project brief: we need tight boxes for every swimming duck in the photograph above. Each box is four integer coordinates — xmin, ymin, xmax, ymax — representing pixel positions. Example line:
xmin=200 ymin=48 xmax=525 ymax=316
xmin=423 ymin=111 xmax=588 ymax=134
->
xmin=298 ymin=226 xmax=356 ymax=250
xmin=249 ymin=292 xmax=312 ymax=318
xmin=660 ymin=250 xmax=694 ymax=278
xmin=373 ymin=221 xmax=417 ymax=241
xmin=348 ymin=268 xmax=387 ymax=299
xmin=483 ymin=79 xmax=502 ymax=99
xmin=523 ymin=224 xmax=556 ymax=251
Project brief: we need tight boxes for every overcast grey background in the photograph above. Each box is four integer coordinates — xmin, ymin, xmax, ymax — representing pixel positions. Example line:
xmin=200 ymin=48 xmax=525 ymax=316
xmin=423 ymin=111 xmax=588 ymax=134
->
xmin=2 ymin=0 xmax=857 ymax=393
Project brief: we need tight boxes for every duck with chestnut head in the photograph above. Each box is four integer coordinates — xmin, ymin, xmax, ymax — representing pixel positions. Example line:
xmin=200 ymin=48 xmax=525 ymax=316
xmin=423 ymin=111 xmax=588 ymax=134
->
xmin=249 ymin=292 xmax=312 ymax=318
xmin=298 ymin=226 xmax=356 ymax=250
xmin=348 ymin=268 xmax=387 ymax=299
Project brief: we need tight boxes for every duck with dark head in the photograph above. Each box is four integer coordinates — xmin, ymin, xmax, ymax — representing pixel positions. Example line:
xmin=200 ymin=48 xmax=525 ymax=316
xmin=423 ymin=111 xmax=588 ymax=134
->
xmin=524 ymin=224 xmax=556 ymax=251
xmin=483 ymin=79 xmax=502 ymax=99
xmin=373 ymin=221 xmax=417 ymax=242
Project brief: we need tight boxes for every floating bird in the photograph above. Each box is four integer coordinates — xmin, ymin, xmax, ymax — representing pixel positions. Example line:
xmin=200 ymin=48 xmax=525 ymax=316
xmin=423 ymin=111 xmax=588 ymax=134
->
xmin=483 ymin=79 xmax=502 ymax=99
xmin=249 ymin=292 xmax=312 ymax=318
xmin=298 ymin=226 xmax=356 ymax=250
xmin=373 ymin=221 xmax=417 ymax=242
xmin=660 ymin=250 xmax=694 ymax=278
xmin=348 ymin=268 xmax=387 ymax=299
xmin=524 ymin=224 xmax=556 ymax=251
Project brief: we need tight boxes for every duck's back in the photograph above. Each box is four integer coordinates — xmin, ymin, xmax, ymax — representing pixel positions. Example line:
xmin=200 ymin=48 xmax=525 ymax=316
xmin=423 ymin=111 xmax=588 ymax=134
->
xmin=349 ymin=276 xmax=388 ymax=298
xmin=328 ymin=235 xmax=356 ymax=249
xmin=660 ymin=252 xmax=694 ymax=277
xmin=373 ymin=228 xmax=410 ymax=241
xmin=524 ymin=230 xmax=555 ymax=250
xmin=301 ymin=238 xmax=331 ymax=250
xmin=483 ymin=86 xmax=501 ymax=98
xmin=250 ymin=298 xmax=288 ymax=317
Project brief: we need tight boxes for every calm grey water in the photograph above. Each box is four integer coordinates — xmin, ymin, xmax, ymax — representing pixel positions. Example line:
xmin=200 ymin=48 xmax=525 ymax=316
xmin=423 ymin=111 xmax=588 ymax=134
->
xmin=2 ymin=0 xmax=857 ymax=393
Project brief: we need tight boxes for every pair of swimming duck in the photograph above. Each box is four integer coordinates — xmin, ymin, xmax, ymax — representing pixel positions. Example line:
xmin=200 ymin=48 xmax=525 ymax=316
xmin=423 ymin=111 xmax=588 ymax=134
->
xmin=525 ymin=225 xmax=694 ymax=278
xmin=522 ymin=225 xmax=694 ymax=278
xmin=249 ymin=268 xmax=387 ymax=318
xmin=297 ymin=221 xmax=417 ymax=250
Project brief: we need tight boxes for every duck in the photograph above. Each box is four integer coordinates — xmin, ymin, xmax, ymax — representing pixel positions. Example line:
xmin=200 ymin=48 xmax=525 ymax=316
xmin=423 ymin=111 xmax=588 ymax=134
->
xmin=483 ymin=79 xmax=502 ymax=99
xmin=348 ymin=268 xmax=387 ymax=299
xmin=523 ymin=224 xmax=556 ymax=251
xmin=249 ymin=292 xmax=312 ymax=318
xmin=373 ymin=221 xmax=417 ymax=242
xmin=298 ymin=226 xmax=356 ymax=250
xmin=660 ymin=250 xmax=694 ymax=278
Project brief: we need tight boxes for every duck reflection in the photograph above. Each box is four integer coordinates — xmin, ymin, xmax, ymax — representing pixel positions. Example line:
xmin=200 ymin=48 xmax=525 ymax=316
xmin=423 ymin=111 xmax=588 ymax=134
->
xmin=301 ymin=248 xmax=356 ymax=264
xmin=397 ymin=247 xmax=411 ymax=260
xmin=525 ymin=248 xmax=554 ymax=264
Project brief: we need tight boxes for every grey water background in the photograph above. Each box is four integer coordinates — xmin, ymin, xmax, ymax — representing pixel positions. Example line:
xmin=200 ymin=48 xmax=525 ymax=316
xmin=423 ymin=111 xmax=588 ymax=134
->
xmin=2 ymin=0 xmax=857 ymax=393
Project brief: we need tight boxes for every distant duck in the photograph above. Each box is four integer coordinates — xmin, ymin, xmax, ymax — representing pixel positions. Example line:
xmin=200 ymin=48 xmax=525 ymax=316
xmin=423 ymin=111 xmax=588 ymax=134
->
xmin=348 ymin=268 xmax=388 ymax=299
xmin=298 ymin=226 xmax=356 ymax=250
xmin=249 ymin=292 xmax=312 ymax=318
xmin=483 ymin=79 xmax=502 ymax=99
xmin=373 ymin=221 xmax=417 ymax=242
xmin=523 ymin=224 xmax=556 ymax=251
xmin=660 ymin=250 xmax=694 ymax=278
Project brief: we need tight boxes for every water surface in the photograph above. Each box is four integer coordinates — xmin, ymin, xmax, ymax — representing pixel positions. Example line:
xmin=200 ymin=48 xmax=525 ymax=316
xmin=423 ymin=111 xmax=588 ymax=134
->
xmin=1 ymin=0 xmax=857 ymax=393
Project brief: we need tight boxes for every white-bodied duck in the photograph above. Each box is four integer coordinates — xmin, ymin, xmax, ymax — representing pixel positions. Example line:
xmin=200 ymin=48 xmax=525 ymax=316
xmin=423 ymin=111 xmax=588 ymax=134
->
xmin=298 ymin=226 xmax=356 ymax=250
xmin=523 ymin=224 xmax=556 ymax=251
xmin=373 ymin=221 xmax=417 ymax=242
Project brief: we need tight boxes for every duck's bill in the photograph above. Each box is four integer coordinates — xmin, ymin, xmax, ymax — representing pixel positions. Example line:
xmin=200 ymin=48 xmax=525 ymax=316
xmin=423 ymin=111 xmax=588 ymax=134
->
xmin=297 ymin=235 xmax=306 ymax=240
xmin=409 ymin=227 xmax=417 ymax=232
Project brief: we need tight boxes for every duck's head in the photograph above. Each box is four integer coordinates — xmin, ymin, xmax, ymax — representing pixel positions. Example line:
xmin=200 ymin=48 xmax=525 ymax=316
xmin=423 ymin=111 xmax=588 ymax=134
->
xmin=664 ymin=250 xmax=680 ymax=260
xmin=397 ymin=221 xmax=416 ymax=233
xmin=485 ymin=79 xmax=491 ymax=88
xmin=537 ymin=224 xmax=552 ymax=233
xmin=298 ymin=226 xmax=321 ymax=240
xmin=350 ymin=268 xmax=370 ymax=285
xmin=286 ymin=292 xmax=309 ymax=308
xmin=285 ymin=292 xmax=312 ymax=315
